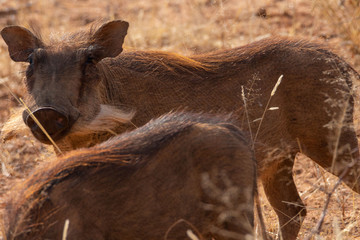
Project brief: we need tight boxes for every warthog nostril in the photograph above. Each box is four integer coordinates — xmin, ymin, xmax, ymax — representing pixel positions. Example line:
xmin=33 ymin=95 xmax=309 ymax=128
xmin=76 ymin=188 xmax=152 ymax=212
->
xmin=55 ymin=116 xmax=66 ymax=129
xmin=25 ymin=107 xmax=69 ymax=142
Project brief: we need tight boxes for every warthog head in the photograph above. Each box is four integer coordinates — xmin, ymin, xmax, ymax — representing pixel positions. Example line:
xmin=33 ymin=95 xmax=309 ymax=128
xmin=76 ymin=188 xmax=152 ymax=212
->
xmin=1 ymin=20 xmax=133 ymax=144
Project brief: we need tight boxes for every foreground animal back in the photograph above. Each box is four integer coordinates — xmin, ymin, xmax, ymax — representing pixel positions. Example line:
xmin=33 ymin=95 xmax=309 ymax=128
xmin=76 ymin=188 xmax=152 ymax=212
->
xmin=3 ymin=112 xmax=256 ymax=240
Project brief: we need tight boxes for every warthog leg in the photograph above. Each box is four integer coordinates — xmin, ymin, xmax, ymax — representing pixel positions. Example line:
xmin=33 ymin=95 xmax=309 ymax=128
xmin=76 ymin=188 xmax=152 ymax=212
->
xmin=262 ymin=153 xmax=306 ymax=240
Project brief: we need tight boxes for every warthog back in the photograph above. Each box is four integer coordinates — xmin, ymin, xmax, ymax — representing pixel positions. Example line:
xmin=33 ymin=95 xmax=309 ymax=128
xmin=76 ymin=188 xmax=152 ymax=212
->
xmin=3 ymin=112 xmax=256 ymax=240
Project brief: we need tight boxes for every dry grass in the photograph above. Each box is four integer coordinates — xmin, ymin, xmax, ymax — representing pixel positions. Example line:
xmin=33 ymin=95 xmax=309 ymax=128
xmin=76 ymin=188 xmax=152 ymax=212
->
xmin=315 ymin=0 xmax=360 ymax=54
xmin=0 ymin=0 xmax=360 ymax=239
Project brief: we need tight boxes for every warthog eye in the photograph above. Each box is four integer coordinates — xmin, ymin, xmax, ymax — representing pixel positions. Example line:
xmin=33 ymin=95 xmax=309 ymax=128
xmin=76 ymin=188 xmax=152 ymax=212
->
xmin=25 ymin=53 xmax=35 ymax=90
xmin=81 ymin=54 xmax=96 ymax=76
xmin=26 ymin=54 xmax=34 ymax=78
xmin=27 ymin=53 xmax=34 ymax=65
xmin=85 ymin=55 xmax=95 ymax=65
xmin=80 ymin=50 xmax=100 ymax=83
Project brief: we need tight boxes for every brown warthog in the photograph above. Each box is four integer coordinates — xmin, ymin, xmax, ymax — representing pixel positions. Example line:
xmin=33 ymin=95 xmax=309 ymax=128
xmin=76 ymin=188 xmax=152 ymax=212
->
xmin=3 ymin=112 xmax=256 ymax=240
xmin=2 ymin=20 xmax=360 ymax=239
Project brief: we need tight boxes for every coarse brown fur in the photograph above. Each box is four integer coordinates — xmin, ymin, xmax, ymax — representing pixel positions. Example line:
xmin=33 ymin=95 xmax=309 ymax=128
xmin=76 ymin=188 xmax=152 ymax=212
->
xmin=2 ymin=20 xmax=360 ymax=239
xmin=3 ymin=112 xmax=256 ymax=240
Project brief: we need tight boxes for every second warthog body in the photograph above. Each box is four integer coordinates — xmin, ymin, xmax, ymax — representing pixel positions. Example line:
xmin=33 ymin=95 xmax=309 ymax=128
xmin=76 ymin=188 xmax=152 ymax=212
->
xmin=3 ymin=112 xmax=256 ymax=240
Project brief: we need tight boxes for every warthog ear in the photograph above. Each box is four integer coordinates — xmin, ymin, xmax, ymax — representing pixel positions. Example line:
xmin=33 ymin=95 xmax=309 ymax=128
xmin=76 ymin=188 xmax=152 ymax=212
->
xmin=88 ymin=20 xmax=129 ymax=61
xmin=1 ymin=26 xmax=43 ymax=62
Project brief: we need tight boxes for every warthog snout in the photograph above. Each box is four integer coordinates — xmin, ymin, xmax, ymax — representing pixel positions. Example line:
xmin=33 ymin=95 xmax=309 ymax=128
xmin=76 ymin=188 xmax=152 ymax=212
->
xmin=23 ymin=107 xmax=71 ymax=143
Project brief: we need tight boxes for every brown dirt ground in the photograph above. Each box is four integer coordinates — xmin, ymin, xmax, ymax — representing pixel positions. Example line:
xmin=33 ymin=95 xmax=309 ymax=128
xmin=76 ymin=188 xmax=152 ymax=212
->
xmin=0 ymin=0 xmax=360 ymax=239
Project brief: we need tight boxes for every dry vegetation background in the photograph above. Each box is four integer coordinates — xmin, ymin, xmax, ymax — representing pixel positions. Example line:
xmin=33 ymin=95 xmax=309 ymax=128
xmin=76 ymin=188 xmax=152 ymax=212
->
xmin=0 ymin=0 xmax=360 ymax=239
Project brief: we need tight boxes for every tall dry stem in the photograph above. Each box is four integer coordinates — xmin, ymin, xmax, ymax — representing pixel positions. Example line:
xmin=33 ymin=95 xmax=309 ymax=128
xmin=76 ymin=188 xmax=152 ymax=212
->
xmin=241 ymin=85 xmax=253 ymax=143
xmin=304 ymin=162 xmax=354 ymax=240
xmin=0 ymin=81 xmax=63 ymax=155
xmin=164 ymin=219 xmax=204 ymax=240
xmin=329 ymin=93 xmax=352 ymax=174
xmin=241 ymin=86 xmax=268 ymax=240
xmin=62 ymin=219 xmax=70 ymax=240
xmin=20 ymin=98 xmax=63 ymax=155
xmin=252 ymin=75 xmax=283 ymax=150
xmin=304 ymin=92 xmax=356 ymax=239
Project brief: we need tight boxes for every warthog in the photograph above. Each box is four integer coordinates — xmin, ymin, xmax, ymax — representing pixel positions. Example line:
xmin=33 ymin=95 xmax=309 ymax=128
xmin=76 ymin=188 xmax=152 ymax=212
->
xmin=3 ymin=112 xmax=256 ymax=240
xmin=2 ymin=20 xmax=360 ymax=239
